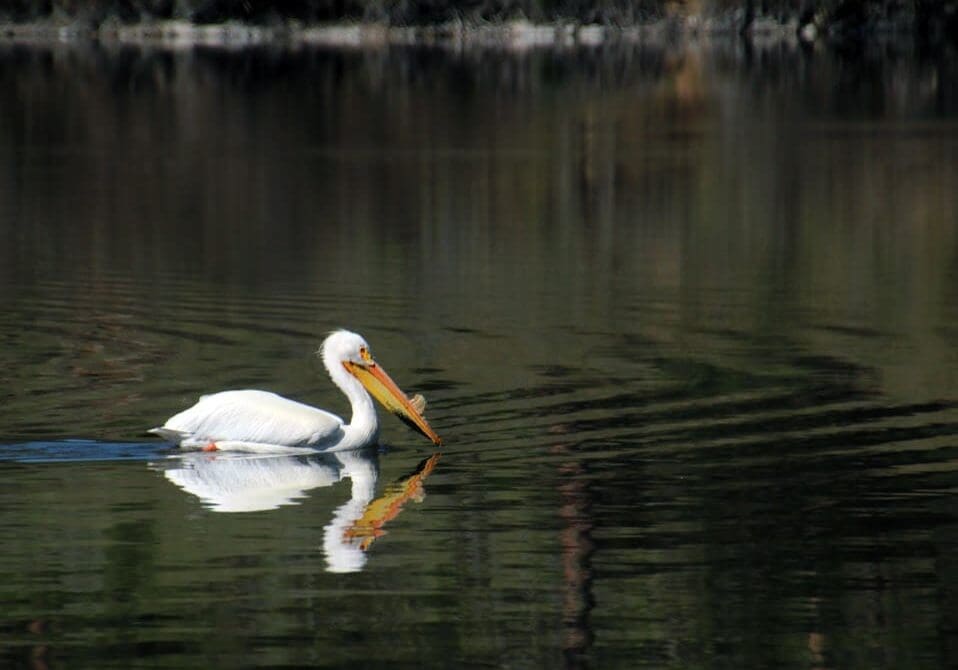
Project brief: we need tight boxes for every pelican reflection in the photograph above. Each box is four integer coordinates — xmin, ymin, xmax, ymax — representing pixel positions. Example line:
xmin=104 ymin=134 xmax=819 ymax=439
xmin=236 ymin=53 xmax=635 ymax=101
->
xmin=154 ymin=448 xmax=440 ymax=572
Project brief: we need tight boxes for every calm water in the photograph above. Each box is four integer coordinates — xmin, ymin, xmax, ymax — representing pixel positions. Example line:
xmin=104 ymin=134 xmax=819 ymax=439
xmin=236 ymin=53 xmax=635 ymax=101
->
xmin=3 ymin=39 xmax=958 ymax=668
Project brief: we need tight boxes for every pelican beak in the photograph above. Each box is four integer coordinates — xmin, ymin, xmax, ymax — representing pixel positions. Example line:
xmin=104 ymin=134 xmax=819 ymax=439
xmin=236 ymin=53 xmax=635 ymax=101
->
xmin=343 ymin=356 xmax=442 ymax=445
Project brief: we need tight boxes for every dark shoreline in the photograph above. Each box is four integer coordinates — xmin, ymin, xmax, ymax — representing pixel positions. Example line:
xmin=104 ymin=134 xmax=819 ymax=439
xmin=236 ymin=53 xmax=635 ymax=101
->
xmin=0 ymin=19 xmax=774 ymax=50
xmin=0 ymin=10 xmax=954 ymax=50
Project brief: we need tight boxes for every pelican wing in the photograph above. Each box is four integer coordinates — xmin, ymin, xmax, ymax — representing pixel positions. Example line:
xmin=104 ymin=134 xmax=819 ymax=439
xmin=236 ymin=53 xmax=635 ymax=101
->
xmin=152 ymin=390 xmax=345 ymax=448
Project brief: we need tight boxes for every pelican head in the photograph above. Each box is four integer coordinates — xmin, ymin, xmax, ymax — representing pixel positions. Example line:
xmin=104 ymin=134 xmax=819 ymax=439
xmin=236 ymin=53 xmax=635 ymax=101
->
xmin=321 ymin=330 xmax=441 ymax=446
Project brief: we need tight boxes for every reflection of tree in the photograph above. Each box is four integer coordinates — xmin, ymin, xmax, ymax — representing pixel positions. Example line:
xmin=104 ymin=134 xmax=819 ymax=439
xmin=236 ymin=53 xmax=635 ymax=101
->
xmin=24 ymin=618 xmax=49 ymax=670
xmin=551 ymin=440 xmax=595 ymax=668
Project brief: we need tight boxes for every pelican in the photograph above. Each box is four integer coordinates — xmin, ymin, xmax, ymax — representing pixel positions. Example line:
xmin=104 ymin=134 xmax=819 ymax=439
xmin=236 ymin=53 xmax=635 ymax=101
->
xmin=149 ymin=329 xmax=441 ymax=452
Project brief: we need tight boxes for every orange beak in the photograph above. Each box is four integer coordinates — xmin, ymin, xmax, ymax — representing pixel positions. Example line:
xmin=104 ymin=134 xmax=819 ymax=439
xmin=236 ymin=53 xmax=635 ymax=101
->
xmin=343 ymin=358 xmax=442 ymax=445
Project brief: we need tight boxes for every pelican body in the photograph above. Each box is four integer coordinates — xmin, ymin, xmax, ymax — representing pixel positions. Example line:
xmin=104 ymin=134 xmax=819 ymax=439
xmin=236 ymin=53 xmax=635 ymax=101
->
xmin=150 ymin=330 xmax=441 ymax=452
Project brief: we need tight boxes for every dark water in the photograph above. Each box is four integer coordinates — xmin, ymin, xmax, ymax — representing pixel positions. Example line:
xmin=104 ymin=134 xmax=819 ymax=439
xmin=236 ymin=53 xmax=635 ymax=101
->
xmin=3 ymin=40 xmax=958 ymax=668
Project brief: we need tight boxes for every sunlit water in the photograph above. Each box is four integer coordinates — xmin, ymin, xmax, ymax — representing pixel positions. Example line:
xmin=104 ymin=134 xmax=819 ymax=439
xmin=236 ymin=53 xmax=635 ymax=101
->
xmin=3 ymin=41 xmax=958 ymax=668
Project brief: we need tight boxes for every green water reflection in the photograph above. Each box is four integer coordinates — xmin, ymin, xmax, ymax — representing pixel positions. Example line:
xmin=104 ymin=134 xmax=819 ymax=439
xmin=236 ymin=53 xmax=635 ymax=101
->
xmin=2 ymin=42 xmax=958 ymax=669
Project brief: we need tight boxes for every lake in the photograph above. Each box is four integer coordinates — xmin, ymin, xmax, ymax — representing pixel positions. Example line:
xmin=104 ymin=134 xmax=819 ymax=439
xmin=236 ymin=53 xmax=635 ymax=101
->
xmin=2 ymin=38 xmax=958 ymax=668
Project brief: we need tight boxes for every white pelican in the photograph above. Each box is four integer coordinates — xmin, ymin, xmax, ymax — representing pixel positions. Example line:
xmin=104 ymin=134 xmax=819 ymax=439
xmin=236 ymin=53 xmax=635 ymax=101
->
xmin=149 ymin=329 xmax=441 ymax=452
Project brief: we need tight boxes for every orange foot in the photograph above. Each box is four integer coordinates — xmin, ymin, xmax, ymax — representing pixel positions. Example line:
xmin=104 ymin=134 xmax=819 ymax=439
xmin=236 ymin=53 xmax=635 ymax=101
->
xmin=202 ymin=441 xmax=219 ymax=452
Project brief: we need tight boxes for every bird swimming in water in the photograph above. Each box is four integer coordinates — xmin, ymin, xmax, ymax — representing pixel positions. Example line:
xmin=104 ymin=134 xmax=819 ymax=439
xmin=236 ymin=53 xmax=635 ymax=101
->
xmin=150 ymin=329 xmax=441 ymax=452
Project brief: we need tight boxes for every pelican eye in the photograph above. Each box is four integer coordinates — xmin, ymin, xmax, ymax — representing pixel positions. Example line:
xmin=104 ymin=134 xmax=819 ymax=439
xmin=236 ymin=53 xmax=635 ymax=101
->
xmin=359 ymin=346 xmax=373 ymax=363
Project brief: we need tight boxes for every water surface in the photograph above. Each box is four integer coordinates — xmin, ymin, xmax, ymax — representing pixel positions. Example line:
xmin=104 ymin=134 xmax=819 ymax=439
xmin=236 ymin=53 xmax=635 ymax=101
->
xmin=3 ymin=41 xmax=958 ymax=668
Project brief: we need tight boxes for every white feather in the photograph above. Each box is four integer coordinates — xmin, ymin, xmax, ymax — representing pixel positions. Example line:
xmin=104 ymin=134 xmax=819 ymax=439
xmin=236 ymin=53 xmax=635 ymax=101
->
xmin=155 ymin=390 xmax=345 ymax=448
xmin=149 ymin=330 xmax=414 ymax=452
